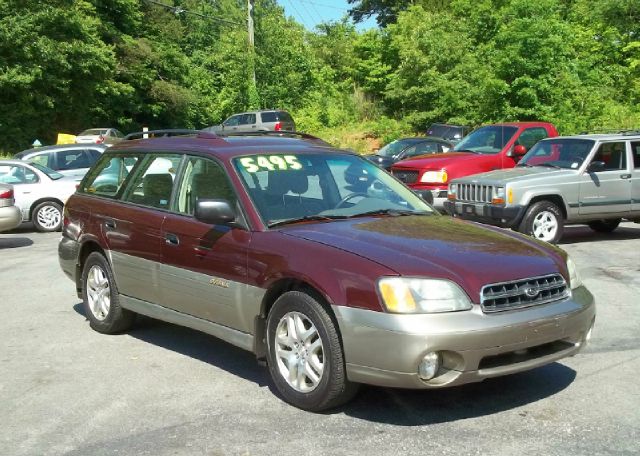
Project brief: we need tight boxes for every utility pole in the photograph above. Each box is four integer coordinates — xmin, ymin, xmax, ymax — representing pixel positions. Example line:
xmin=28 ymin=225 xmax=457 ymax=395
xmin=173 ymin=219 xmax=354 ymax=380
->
xmin=247 ymin=0 xmax=259 ymax=107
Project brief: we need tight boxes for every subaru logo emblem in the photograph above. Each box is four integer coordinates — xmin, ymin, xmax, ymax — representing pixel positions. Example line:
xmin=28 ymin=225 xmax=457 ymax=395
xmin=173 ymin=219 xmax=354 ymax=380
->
xmin=523 ymin=286 xmax=540 ymax=298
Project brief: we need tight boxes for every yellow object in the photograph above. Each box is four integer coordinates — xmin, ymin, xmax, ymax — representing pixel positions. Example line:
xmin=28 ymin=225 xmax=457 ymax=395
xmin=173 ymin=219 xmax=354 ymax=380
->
xmin=379 ymin=280 xmax=417 ymax=312
xmin=56 ymin=133 xmax=76 ymax=145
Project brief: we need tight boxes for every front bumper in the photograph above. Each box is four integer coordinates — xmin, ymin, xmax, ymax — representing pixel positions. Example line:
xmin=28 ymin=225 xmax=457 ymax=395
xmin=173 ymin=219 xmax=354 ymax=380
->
xmin=443 ymin=200 xmax=525 ymax=228
xmin=334 ymin=286 xmax=595 ymax=389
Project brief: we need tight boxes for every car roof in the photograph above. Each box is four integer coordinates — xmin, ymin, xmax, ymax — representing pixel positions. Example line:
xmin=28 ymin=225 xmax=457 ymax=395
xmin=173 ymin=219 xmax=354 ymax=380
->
xmin=0 ymin=159 xmax=36 ymax=166
xmin=15 ymin=144 xmax=107 ymax=158
xmin=482 ymin=122 xmax=554 ymax=128
xmin=108 ymin=132 xmax=348 ymax=160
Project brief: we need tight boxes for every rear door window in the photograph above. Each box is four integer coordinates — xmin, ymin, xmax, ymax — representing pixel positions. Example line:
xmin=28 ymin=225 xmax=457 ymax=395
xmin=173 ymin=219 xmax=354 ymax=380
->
xmin=260 ymin=112 xmax=277 ymax=122
xmin=631 ymin=142 xmax=640 ymax=169
xmin=56 ymin=149 xmax=93 ymax=171
xmin=122 ymin=154 xmax=181 ymax=209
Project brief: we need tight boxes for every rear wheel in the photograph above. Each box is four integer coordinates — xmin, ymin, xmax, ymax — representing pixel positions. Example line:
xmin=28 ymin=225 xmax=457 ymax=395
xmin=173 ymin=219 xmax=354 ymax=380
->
xmin=32 ymin=201 xmax=62 ymax=232
xmin=518 ymin=200 xmax=564 ymax=244
xmin=266 ymin=291 xmax=358 ymax=411
xmin=588 ymin=218 xmax=621 ymax=233
xmin=81 ymin=252 xmax=135 ymax=334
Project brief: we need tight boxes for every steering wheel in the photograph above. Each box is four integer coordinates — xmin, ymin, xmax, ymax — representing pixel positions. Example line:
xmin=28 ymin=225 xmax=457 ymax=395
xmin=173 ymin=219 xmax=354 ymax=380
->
xmin=334 ymin=192 xmax=368 ymax=209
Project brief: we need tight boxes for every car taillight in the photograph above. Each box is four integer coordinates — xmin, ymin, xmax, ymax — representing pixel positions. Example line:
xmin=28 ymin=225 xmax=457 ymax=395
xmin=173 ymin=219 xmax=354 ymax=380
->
xmin=96 ymin=135 xmax=105 ymax=144
xmin=0 ymin=188 xmax=13 ymax=199
xmin=274 ymin=121 xmax=281 ymax=131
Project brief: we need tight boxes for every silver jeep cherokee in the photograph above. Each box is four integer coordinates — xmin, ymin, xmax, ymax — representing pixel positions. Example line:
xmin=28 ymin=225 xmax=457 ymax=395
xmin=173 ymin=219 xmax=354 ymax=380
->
xmin=443 ymin=133 xmax=640 ymax=243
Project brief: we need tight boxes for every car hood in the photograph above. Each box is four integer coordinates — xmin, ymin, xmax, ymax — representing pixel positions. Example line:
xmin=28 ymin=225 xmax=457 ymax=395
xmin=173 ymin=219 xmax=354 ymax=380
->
xmin=452 ymin=166 xmax=577 ymax=185
xmin=393 ymin=152 xmax=480 ymax=170
xmin=280 ymin=215 xmax=566 ymax=302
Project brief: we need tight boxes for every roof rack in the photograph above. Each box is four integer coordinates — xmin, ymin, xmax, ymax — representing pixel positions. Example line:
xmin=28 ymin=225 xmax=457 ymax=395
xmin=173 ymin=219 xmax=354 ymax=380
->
xmin=577 ymin=128 xmax=640 ymax=135
xmin=216 ymin=130 xmax=332 ymax=146
xmin=124 ymin=129 xmax=203 ymax=140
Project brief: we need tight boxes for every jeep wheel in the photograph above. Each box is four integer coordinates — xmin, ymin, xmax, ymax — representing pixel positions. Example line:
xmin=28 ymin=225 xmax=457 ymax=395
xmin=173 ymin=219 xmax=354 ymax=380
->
xmin=32 ymin=201 xmax=63 ymax=232
xmin=266 ymin=291 xmax=358 ymax=411
xmin=588 ymin=218 xmax=621 ymax=233
xmin=82 ymin=252 xmax=135 ymax=334
xmin=518 ymin=200 xmax=564 ymax=244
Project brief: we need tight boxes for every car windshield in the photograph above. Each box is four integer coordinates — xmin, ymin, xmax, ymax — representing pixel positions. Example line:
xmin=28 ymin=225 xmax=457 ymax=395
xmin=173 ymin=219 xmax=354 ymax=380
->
xmin=234 ymin=153 xmax=434 ymax=227
xmin=377 ymin=139 xmax=422 ymax=157
xmin=29 ymin=162 xmax=64 ymax=179
xmin=80 ymin=129 xmax=107 ymax=136
xmin=453 ymin=126 xmax=518 ymax=154
xmin=518 ymin=139 xmax=595 ymax=169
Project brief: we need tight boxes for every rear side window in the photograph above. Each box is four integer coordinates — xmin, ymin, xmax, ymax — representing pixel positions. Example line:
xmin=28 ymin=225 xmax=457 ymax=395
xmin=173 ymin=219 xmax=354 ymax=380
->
xmin=122 ymin=154 xmax=181 ymax=209
xmin=260 ymin=112 xmax=277 ymax=122
xmin=56 ymin=149 xmax=94 ymax=171
xmin=80 ymin=153 xmax=142 ymax=197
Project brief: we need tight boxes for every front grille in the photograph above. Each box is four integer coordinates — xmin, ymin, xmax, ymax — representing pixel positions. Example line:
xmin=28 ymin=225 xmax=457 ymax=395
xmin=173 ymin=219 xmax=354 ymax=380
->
xmin=457 ymin=183 xmax=494 ymax=203
xmin=392 ymin=169 xmax=419 ymax=184
xmin=480 ymin=274 xmax=569 ymax=313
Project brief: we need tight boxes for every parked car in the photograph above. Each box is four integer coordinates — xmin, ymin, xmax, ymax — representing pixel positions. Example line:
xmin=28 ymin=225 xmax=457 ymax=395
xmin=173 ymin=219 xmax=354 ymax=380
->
xmin=0 ymin=160 xmax=78 ymax=232
xmin=0 ymin=183 xmax=22 ymax=232
xmin=204 ymin=110 xmax=295 ymax=133
xmin=75 ymin=128 xmax=125 ymax=145
xmin=392 ymin=122 xmax=558 ymax=209
xmin=426 ymin=123 xmax=470 ymax=143
xmin=59 ymin=131 xmax=594 ymax=411
xmin=14 ymin=144 xmax=107 ymax=179
xmin=364 ymin=137 xmax=454 ymax=171
xmin=444 ymin=133 xmax=640 ymax=243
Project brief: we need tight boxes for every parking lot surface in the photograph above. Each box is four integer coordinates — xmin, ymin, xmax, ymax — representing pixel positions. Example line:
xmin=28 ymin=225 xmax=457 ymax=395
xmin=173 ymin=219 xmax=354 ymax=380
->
xmin=1 ymin=223 xmax=639 ymax=456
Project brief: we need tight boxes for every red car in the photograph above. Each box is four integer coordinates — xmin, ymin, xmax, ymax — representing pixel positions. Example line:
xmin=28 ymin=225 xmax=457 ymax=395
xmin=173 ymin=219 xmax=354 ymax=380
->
xmin=59 ymin=131 xmax=593 ymax=411
xmin=392 ymin=122 xmax=559 ymax=209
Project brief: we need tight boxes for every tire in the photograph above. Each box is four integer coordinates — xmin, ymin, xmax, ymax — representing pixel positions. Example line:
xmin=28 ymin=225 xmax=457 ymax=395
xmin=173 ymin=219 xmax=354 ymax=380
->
xmin=266 ymin=291 xmax=359 ymax=411
xmin=517 ymin=200 xmax=564 ymax=244
xmin=588 ymin=218 xmax=621 ymax=233
xmin=81 ymin=252 xmax=135 ymax=334
xmin=32 ymin=201 xmax=63 ymax=232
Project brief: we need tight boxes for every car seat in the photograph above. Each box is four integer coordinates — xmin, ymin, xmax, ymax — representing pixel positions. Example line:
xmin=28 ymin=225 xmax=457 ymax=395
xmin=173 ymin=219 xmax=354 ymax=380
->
xmin=142 ymin=173 xmax=173 ymax=208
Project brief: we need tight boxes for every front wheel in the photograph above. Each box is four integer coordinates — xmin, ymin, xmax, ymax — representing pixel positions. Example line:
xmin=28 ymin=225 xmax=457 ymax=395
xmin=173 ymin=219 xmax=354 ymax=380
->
xmin=588 ymin=218 xmax=621 ymax=233
xmin=266 ymin=291 xmax=358 ymax=411
xmin=32 ymin=201 xmax=63 ymax=232
xmin=518 ymin=200 xmax=564 ymax=244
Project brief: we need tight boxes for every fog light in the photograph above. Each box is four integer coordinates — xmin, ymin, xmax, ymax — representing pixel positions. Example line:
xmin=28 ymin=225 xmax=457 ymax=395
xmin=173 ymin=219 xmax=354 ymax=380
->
xmin=418 ymin=352 xmax=441 ymax=380
xmin=585 ymin=323 xmax=594 ymax=342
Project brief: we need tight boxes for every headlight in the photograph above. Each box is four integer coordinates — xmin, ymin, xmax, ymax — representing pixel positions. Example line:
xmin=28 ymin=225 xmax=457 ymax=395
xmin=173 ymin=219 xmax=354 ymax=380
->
xmin=420 ymin=170 xmax=448 ymax=183
xmin=378 ymin=277 xmax=472 ymax=313
xmin=566 ymin=256 xmax=583 ymax=289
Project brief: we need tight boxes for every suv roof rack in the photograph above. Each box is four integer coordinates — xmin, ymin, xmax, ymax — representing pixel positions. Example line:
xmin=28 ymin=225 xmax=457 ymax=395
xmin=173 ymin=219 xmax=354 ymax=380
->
xmin=577 ymin=128 xmax=640 ymax=135
xmin=217 ymin=130 xmax=332 ymax=146
xmin=124 ymin=129 xmax=203 ymax=140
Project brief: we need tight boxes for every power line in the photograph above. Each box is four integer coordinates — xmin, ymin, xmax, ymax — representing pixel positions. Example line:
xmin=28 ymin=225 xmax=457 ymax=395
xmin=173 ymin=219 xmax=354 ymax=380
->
xmin=285 ymin=0 xmax=313 ymax=30
xmin=143 ymin=0 xmax=243 ymax=26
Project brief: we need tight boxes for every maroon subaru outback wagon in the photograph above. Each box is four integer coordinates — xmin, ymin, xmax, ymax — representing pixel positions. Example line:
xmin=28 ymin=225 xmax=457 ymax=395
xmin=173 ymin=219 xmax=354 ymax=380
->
xmin=59 ymin=131 xmax=595 ymax=411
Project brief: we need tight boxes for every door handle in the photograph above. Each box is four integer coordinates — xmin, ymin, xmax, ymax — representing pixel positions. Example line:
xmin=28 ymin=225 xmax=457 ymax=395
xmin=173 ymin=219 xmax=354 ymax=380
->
xmin=104 ymin=219 xmax=116 ymax=230
xmin=165 ymin=233 xmax=180 ymax=246
xmin=620 ymin=174 xmax=631 ymax=179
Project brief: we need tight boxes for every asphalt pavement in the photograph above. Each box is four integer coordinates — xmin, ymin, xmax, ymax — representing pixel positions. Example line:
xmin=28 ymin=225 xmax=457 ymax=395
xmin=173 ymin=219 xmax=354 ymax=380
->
xmin=1 ymin=222 xmax=639 ymax=456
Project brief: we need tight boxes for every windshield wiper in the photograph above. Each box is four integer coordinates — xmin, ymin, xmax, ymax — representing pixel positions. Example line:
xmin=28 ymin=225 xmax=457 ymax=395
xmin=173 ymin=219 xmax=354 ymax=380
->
xmin=347 ymin=209 xmax=431 ymax=218
xmin=516 ymin=163 xmax=534 ymax=168
xmin=267 ymin=214 xmax=348 ymax=228
xmin=536 ymin=163 xmax=563 ymax=169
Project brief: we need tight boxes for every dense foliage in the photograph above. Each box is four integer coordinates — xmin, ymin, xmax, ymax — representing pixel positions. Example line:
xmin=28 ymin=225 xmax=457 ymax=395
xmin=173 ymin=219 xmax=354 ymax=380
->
xmin=1 ymin=0 xmax=638 ymax=152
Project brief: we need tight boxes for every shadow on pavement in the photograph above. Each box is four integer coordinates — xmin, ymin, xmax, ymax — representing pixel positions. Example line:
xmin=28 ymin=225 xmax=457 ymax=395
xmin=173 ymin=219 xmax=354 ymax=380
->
xmin=72 ymin=303 xmax=270 ymax=387
xmin=560 ymin=223 xmax=640 ymax=245
xmin=73 ymin=303 xmax=576 ymax=422
xmin=0 ymin=236 xmax=34 ymax=249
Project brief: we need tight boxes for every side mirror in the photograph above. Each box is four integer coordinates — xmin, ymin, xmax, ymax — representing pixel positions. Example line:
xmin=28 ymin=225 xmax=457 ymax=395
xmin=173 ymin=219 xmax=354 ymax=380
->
xmin=507 ymin=145 xmax=527 ymax=158
xmin=194 ymin=199 xmax=236 ymax=225
xmin=587 ymin=161 xmax=606 ymax=173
